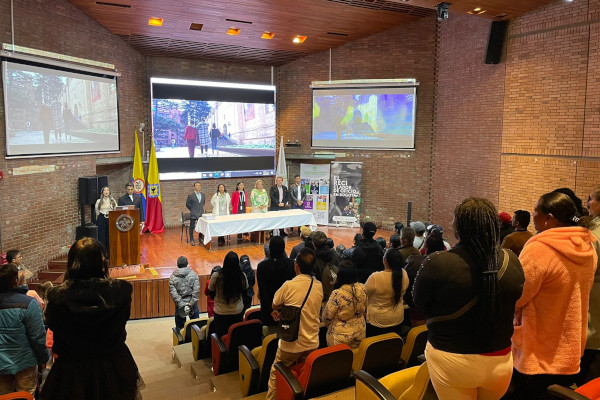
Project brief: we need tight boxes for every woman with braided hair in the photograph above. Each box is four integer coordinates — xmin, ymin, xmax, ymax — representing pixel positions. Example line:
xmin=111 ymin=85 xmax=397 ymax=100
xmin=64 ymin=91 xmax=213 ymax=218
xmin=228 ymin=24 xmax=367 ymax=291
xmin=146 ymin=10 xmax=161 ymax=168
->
xmin=508 ymin=191 xmax=597 ymax=399
xmin=413 ymin=198 xmax=525 ymax=399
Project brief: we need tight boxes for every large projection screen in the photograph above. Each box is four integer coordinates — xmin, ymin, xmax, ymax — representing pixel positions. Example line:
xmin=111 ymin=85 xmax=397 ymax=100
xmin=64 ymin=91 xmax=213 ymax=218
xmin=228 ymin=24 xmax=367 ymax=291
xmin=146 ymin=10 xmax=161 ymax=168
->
xmin=312 ymin=80 xmax=417 ymax=150
xmin=2 ymin=58 xmax=120 ymax=158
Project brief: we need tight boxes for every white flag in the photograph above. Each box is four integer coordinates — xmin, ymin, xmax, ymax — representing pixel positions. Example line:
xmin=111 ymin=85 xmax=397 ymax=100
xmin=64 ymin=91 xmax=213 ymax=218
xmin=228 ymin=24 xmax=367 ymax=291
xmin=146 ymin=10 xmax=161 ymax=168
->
xmin=275 ymin=138 xmax=287 ymax=186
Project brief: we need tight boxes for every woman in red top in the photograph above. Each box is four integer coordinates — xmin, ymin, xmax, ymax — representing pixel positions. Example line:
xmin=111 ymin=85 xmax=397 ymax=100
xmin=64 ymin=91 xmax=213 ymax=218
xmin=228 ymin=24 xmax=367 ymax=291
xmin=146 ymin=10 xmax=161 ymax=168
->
xmin=183 ymin=123 xmax=198 ymax=158
xmin=231 ymin=182 xmax=249 ymax=240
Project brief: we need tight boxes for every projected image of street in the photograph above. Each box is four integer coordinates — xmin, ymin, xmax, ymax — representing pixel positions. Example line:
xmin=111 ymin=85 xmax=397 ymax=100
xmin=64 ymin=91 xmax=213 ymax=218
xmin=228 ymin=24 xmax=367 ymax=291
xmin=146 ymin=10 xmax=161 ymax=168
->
xmin=312 ymin=90 xmax=416 ymax=149
xmin=3 ymin=60 xmax=119 ymax=157
xmin=152 ymin=99 xmax=275 ymax=159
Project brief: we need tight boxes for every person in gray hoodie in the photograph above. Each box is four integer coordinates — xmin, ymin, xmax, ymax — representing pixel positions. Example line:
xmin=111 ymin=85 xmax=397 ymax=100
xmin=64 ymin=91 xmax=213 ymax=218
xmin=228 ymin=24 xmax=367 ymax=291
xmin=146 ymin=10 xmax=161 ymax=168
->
xmin=169 ymin=256 xmax=200 ymax=331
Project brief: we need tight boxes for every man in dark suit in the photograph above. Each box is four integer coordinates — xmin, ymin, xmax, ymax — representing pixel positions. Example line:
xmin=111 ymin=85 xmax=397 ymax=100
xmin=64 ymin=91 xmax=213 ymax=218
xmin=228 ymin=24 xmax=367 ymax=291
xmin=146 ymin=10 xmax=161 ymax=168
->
xmin=185 ymin=182 xmax=205 ymax=246
xmin=289 ymin=175 xmax=307 ymax=235
xmin=269 ymin=176 xmax=289 ymax=211
xmin=117 ymin=183 xmax=144 ymax=224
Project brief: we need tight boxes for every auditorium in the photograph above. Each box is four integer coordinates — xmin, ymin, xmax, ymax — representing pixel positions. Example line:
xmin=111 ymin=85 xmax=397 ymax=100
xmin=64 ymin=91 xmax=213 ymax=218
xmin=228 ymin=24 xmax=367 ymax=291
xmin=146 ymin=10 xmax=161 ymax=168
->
xmin=1 ymin=0 xmax=600 ymax=399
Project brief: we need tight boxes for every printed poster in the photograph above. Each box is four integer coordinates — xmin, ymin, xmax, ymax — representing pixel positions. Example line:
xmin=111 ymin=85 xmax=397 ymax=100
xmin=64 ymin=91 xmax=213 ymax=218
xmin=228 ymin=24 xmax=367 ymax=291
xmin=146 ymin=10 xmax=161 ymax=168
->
xmin=329 ymin=162 xmax=362 ymax=225
xmin=299 ymin=163 xmax=330 ymax=225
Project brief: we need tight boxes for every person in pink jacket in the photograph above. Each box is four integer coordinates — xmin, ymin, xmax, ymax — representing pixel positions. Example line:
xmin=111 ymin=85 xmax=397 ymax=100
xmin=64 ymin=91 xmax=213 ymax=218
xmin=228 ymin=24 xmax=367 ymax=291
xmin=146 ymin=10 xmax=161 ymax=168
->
xmin=509 ymin=191 xmax=598 ymax=399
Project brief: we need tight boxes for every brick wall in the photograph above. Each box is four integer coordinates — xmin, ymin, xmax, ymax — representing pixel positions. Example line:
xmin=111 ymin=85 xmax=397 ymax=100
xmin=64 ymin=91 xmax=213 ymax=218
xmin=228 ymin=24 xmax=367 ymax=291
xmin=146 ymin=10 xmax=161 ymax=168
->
xmin=0 ymin=0 xmax=145 ymax=273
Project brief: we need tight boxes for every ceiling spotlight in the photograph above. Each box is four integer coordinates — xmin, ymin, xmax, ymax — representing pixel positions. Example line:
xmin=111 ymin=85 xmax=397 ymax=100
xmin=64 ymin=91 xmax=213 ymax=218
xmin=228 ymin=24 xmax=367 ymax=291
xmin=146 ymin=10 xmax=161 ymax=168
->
xmin=226 ymin=27 xmax=240 ymax=36
xmin=261 ymin=31 xmax=275 ymax=39
xmin=467 ymin=7 xmax=486 ymax=15
xmin=148 ymin=17 xmax=163 ymax=27
xmin=293 ymin=35 xmax=307 ymax=44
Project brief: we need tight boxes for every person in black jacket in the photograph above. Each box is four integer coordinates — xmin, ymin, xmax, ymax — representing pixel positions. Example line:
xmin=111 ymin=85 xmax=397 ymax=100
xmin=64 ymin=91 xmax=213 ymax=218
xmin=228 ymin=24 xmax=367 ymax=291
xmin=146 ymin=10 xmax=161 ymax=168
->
xmin=413 ymin=198 xmax=525 ymax=400
xmin=239 ymin=255 xmax=255 ymax=312
xmin=185 ymin=182 xmax=205 ymax=246
xmin=256 ymin=236 xmax=295 ymax=335
xmin=117 ymin=183 xmax=144 ymax=224
xmin=350 ymin=222 xmax=384 ymax=283
xmin=269 ymin=176 xmax=289 ymax=211
xmin=311 ymin=231 xmax=341 ymax=303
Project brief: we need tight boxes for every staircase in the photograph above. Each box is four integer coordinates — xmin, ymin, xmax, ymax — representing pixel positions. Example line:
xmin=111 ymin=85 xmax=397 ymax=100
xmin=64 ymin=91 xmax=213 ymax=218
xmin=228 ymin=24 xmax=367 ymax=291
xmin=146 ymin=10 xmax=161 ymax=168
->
xmin=28 ymin=258 xmax=66 ymax=292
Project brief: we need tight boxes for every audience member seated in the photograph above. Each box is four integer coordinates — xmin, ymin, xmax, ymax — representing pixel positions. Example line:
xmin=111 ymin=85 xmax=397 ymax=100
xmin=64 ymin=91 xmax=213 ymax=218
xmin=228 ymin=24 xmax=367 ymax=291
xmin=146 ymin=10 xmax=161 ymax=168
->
xmin=311 ymin=231 xmax=341 ymax=303
xmin=0 ymin=263 xmax=49 ymax=398
xmin=6 ymin=250 xmax=32 ymax=281
xmin=290 ymin=226 xmax=312 ymax=260
xmin=498 ymin=212 xmax=515 ymax=243
xmin=208 ymin=251 xmax=248 ymax=337
xmin=410 ymin=221 xmax=427 ymax=250
xmin=335 ymin=244 xmax=346 ymax=259
xmin=321 ymin=265 xmax=367 ymax=349
xmin=398 ymin=227 xmax=421 ymax=261
xmin=257 ymin=236 xmax=295 ymax=336
xmin=168 ymin=256 xmax=200 ymax=332
xmin=326 ymin=238 xmax=335 ymax=250
xmin=351 ymin=222 xmax=384 ymax=283
xmin=365 ymin=248 xmax=408 ymax=337
xmin=501 ymin=210 xmax=534 ymax=256
xmin=509 ymin=192 xmax=597 ymax=399
xmin=376 ymin=237 xmax=387 ymax=250
xmin=413 ymin=198 xmax=524 ymax=400
xmin=342 ymin=234 xmax=362 ymax=260
xmin=42 ymin=237 xmax=141 ymax=400
xmin=389 ymin=235 xmax=401 ymax=250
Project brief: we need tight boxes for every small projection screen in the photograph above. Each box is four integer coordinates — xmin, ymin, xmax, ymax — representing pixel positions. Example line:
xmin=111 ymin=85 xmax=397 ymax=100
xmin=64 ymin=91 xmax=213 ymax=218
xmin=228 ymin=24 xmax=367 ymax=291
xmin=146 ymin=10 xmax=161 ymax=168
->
xmin=2 ymin=57 xmax=120 ymax=158
xmin=311 ymin=79 xmax=418 ymax=150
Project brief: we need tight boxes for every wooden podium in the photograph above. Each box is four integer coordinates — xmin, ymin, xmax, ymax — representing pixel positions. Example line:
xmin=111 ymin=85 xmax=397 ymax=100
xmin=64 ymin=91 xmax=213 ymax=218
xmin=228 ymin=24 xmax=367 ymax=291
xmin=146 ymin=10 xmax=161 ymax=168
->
xmin=109 ymin=208 xmax=140 ymax=266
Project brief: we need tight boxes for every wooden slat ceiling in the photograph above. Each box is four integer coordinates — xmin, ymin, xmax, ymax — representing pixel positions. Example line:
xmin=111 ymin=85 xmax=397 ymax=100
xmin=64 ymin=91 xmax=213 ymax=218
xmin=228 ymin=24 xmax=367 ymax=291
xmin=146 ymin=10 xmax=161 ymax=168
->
xmin=69 ymin=0 xmax=555 ymax=65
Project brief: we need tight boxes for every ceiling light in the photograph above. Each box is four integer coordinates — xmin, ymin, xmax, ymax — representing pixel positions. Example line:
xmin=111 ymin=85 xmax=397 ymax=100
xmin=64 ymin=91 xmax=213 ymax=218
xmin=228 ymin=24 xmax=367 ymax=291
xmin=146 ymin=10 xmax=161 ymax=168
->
xmin=148 ymin=17 xmax=163 ymax=27
xmin=226 ymin=27 xmax=240 ymax=36
xmin=467 ymin=7 xmax=486 ymax=15
xmin=261 ymin=31 xmax=275 ymax=39
xmin=293 ymin=35 xmax=307 ymax=44
xmin=474 ymin=7 xmax=481 ymax=11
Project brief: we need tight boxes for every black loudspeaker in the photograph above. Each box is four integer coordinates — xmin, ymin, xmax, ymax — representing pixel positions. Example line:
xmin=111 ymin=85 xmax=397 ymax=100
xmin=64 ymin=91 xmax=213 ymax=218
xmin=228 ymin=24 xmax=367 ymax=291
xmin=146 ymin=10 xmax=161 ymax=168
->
xmin=485 ymin=20 xmax=508 ymax=64
xmin=78 ymin=176 xmax=108 ymax=205
xmin=76 ymin=224 xmax=98 ymax=240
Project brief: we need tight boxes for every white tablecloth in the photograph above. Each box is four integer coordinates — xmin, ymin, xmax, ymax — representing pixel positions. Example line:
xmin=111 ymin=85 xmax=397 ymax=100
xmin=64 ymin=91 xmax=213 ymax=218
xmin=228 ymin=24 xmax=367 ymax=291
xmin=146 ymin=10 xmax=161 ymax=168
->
xmin=195 ymin=209 xmax=317 ymax=245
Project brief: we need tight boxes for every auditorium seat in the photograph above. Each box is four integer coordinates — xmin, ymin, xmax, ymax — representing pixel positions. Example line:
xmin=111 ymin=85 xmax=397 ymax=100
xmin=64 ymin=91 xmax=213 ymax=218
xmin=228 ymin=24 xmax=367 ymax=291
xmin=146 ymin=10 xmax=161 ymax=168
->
xmin=399 ymin=325 xmax=428 ymax=369
xmin=192 ymin=317 xmax=214 ymax=360
xmin=318 ymin=325 xmax=328 ymax=348
xmin=353 ymin=362 xmax=435 ymax=400
xmin=548 ymin=376 xmax=600 ymax=399
xmin=0 ymin=392 xmax=34 ymax=400
xmin=244 ymin=307 xmax=261 ymax=321
xmin=239 ymin=333 xmax=279 ymax=397
xmin=211 ymin=319 xmax=263 ymax=376
xmin=172 ymin=317 xmax=208 ymax=346
xmin=274 ymin=344 xmax=353 ymax=400
xmin=352 ymin=333 xmax=404 ymax=378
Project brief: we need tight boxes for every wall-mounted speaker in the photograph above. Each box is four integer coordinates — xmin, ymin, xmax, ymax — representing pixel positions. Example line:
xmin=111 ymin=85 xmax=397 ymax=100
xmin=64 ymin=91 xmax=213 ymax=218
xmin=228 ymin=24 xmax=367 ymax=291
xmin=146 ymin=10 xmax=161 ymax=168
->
xmin=485 ymin=20 xmax=508 ymax=64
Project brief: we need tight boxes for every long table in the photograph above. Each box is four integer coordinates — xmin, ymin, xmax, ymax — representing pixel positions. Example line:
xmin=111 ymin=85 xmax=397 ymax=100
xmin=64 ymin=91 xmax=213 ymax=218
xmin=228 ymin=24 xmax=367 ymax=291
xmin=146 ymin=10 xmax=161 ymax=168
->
xmin=195 ymin=209 xmax=318 ymax=247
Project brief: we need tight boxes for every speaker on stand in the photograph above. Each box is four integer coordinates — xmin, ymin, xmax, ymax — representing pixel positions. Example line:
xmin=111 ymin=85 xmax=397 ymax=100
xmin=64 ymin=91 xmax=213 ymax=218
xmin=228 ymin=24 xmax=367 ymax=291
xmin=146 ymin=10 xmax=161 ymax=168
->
xmin=75 ymin=176 xmax=108 ymax=240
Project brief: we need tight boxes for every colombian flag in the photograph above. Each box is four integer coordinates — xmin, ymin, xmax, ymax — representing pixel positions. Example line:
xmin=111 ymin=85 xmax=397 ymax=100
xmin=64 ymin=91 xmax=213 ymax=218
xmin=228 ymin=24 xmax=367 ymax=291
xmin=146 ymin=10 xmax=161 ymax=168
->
xmin=144 ymin=140 xmax=165 ymax=233
xmin=132 ymin=131 xmax=146 ymax=220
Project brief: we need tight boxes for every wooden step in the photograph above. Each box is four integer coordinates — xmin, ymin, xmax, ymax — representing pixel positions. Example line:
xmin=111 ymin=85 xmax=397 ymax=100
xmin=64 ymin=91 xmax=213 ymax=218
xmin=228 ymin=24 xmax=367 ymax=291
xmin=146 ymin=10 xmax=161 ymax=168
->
xmin=47 ymin=259 xmax=67 ymax=270
xmin=37 ymin=270 xmax=65 ymax=282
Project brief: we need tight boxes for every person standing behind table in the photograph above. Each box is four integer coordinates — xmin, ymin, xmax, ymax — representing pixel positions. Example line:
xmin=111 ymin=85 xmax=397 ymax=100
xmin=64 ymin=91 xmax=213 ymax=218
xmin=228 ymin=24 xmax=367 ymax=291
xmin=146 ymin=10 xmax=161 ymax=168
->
xmin=117 ymin=183 xmax=145 ymax=227
xmin=184 ymin=122 xmax=198 ymax=158
xmin=169 ymin=256 xmax=200 ymax=332
xmin=412 ymin=198 xmax=524 ymax=400
xmin=211 ymin=184 xmax=232 ymax=246
xmin=208 ymin=251 xmax=248 ymax=337
xmin=209 ymin=123 xmax=221 ymax=155
xmin=501 ymin=210 xmax=534 ymax=256
xmin=266 ymin=248 xmax=324 ymax=400
xmin=257 ymin=236 xmax=296 ymax=335
xmin=251 ymin=179 xmax=269 ymax=213
xmin=0 ymin=263 xmax=50 ymax=397
xmin=350 ymin=222 xmax=384 ymax=283
xmin=289 ymin=175 xmax=307 ymax=235
xmin=231 ymin=181 xmax=249 ymax=239
xmin=269 ymin=176 xmax=289 ymax=212
xmin=186 ymin=182 xmax=205 ymax=247
xmin=95 ymin=186 xmax=117 ymax=257
xmin=508 ymin=192 xmax=597 ymax=400
xmin=41 ymin=237 xmax=141 ymax=400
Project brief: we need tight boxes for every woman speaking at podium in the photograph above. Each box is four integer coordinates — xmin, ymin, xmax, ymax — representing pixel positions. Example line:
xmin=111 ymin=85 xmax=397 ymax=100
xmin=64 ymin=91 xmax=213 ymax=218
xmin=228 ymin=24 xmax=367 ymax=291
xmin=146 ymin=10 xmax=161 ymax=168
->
xmin=94 ymin=186 xmax=117 ymax=256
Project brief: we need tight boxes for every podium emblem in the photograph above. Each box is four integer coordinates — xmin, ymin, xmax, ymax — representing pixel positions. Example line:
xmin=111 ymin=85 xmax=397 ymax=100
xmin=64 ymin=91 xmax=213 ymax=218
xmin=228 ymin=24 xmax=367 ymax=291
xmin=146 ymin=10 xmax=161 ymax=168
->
xmin=116 ymin=214 xmax=135 ymax=232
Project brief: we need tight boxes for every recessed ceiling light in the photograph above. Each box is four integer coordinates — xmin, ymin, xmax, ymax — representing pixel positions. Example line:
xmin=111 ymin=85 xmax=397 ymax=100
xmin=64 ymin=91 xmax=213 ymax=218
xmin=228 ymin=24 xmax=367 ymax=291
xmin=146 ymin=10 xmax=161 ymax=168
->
xmin=261 ymin=31 xmax=275 ymax=39
xmin=293 ymin=35 xmax=307 ymax=44
xmin=148 ymin=17 xmax=163 ymax=27
xmin=226 ymin=27 xmax=240 ymax=36
xmin=189 ymin=23 xmax=203 ymax=31
xmin=467 ymin=7 xmax=486 ymax=15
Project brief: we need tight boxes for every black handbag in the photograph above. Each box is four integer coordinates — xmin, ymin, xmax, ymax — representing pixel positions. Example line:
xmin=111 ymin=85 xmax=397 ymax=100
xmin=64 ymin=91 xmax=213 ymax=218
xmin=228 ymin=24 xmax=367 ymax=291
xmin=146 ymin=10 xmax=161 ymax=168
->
xmin=277 ymin=277 xmax=314 ymax=342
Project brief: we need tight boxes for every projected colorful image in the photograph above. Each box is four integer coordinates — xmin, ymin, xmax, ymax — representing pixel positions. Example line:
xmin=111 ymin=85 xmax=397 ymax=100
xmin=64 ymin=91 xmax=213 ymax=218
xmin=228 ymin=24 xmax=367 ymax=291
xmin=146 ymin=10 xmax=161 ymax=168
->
xmin=3 ymin=60 xmax=119 ymax=157
xmin=312 ymin=89 xmax=416 ymax=150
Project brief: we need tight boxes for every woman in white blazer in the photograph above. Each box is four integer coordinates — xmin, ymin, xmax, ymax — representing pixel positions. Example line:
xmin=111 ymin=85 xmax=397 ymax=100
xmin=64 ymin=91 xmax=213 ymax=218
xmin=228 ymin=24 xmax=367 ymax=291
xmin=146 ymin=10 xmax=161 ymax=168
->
xmin=211 ymin=184 xmax=232 ymax=245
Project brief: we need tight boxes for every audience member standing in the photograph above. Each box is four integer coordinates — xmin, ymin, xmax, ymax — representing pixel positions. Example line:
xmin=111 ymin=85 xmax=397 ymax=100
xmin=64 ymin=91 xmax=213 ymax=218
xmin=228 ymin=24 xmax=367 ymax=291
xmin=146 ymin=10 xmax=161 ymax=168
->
xmin=398 ymin=227 xmax=421 ymax=261
xmin=410 ymin=221 xmax=427 ymax=250
xmin=365 ymin=248 xmax=408 ymax=337
xmin=239 ymin=255 xmax=255 ymax=312
xmin=322 ymin=266 xmax=367 ymax=349
xmin=290 ymin=226 xmax=312 ymax=260
xmin=351 ymin=222 xmax=384 ymax=282
xmin=509 ymin=192 xmax=597 ymax=399
xmin=501 ymin=210 xmax=534 ymax=256
xmin=95 ymin=186 xmax=117 ymax=256
xmin=498 ymin=212 xmax=515 ymax=243
xmin=266 ymin=248 xmax=323 ymax=400
xmin=0 ymin=263 xmax=49 ymax=397
xmin=42 ymin=237 xmax=141 ymax=400
xmin=168 ymin=256 xmax=200 ymax=332
xmin=257 ymin=237 xmax=296 ymax=335
xmin=208 ymin=251 xmax=248 ymax=337
xmin=186 ymin=182 xmax=205 ymax=246
xmin=311 ymin=231 xmax=341 ymax=303
xmin=413 ymin=198 xmax=524 ymax=400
